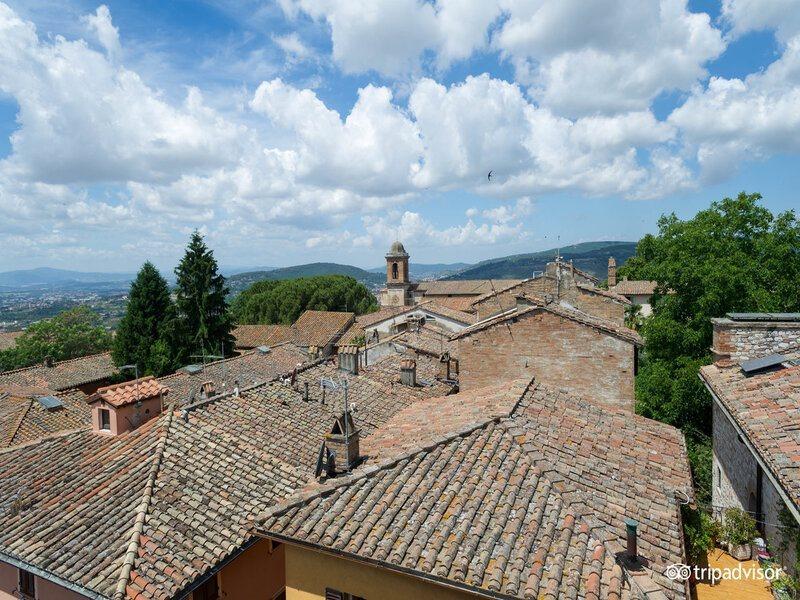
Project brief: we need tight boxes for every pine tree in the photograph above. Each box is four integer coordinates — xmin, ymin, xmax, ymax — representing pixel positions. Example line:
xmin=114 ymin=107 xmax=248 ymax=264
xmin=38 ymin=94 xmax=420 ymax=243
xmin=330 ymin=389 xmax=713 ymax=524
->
xmin=174 ymin=231 xmax=234 ymax=358
xmin=112 ymin=262 xmax=179 ymax=376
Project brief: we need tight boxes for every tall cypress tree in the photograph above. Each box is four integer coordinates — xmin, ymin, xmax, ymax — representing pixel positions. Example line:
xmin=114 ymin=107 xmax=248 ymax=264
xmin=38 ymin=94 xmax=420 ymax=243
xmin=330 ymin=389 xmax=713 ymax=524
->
xmin=174 ymin=231 xmax=234 ymax=357
xmin=113 ymin=262 xmax=179 ymax=376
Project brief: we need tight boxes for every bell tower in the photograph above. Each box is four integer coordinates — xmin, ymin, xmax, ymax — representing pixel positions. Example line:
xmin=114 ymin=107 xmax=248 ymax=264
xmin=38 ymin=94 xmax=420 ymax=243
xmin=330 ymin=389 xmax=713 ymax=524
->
xmin=384 ymin=241 xmax=411 ymax=306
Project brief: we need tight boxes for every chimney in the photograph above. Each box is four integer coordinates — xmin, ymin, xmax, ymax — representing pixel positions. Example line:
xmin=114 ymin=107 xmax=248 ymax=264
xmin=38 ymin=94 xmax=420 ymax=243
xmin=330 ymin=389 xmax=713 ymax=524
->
xmin=624 ymin=518 xmax=638 ymax=559
xmin=322 ymin=412 xmax=360 ymax=476
xmin=308 ymin=345 xmax=320 ymax=361
xmin=608 ymin=257 xmax=617 ymax=287
xmin=43 ymin=355 xmax=55 ymax=368
xmin=400 ymin=358 xmax=417 ymax=387
xmin=200 ymin=380 xmax=216 ymax=400
xmin=338 ymin=345 xmax=359 ymax=375
xmin=88 ymin=377 xmax=169 ymax=435
xmin=303 ymin=381 xmax=309 ymax=401
xmin=438 ymin=352 xmax=451 ymax=380
xmin=712 ymin=313 xmax=800 ymax=363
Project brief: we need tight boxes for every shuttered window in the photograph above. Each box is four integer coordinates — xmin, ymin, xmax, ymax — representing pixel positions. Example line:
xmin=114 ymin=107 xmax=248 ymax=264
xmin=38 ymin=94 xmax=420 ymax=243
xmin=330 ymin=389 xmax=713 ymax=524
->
xmin=325 ymin=589 xmax=365 ymax=600
xmin=18 ymin=569 xmax=35 ymax=598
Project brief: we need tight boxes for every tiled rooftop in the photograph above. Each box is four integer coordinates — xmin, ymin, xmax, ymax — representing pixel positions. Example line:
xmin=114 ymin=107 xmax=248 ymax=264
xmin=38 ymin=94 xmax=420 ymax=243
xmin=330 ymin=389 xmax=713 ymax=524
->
xmin=0 ymin=331 xmax=23 ymax=351
xmin=232 ymin=324 xmax=294 ymax=349
xmin=0 ymin=387 xmax=90 ymax=448
xmin=0 ymin=349 xmax=451 ymax=599
xmin=90 ymin=376 xmax=169 ymax=408
xmin=0 ymin=352 xmax=117 ymax=391
xmin=158 ymin=342 xmax=309 ymax=405
xmin=259 ymin=376 xmax=691 ymax=599
xmin=452 ymin=298 xmax=643 ymax=346
xmin=292 ymin=310 xmax=354 ymax=348
xmin=415 ymin=279 xmax=522 ymax=297
xmin=700 ymin=349 xmax=800 ymax=510
xmin=383 ymin=324 xmax=458 ymax=358
xmin=611 ymin=280 xmax=658 ymax=296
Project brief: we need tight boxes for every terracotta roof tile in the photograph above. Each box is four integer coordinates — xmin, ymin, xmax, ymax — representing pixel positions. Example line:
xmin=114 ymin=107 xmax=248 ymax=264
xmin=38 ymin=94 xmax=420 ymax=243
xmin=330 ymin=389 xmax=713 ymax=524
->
xmin=232 ymin=324 xmax=294 ymax=349
xmin=0 ymin=348 xmax=451 ymax=599
xmin=91 ymin=376 xmax=169 ymax=408
xmin=0 ymin=352 xmax=116 ymax=391
xmin=700 ymin=350 xmax=800 ymax=509
xmin=292 ymin=310 xmax=354 ymax=347
xmin=611 ymin=280 xmax=658 ymax=296
xmin=0 ymin=331 xmax=23 ymax=351
xmin=258 ymin=376 xmax=689 ymax=599
xmin=0 ymin=388 xmax=91 ymax=448
xmin=415 ymin=279 xmax=522 ymax=297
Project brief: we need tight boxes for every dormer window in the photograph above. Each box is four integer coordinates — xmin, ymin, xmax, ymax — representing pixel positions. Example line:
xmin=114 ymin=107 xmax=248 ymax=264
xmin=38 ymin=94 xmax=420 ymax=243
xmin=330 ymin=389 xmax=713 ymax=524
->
xmin=99 ymin=408 xmax=111 ymax=430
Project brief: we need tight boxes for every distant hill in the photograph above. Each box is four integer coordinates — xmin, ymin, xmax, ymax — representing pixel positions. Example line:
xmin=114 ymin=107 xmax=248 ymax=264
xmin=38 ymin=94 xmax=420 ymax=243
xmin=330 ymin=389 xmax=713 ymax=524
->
xmin=0 ymin=267 xmax=134 ymax=288
xmin=227 ymin=262 xmax=383 ymax=293
xmin=368 ymin=262 xmax=473 ymax=279
xmin=444 ymin=241 xmax=637 ymax=281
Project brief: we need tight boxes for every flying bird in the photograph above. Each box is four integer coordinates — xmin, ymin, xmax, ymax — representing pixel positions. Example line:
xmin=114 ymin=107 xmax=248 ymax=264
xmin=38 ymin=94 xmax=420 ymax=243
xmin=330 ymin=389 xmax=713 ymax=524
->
xmin=487 ymin=170 xmax=494 ymax=182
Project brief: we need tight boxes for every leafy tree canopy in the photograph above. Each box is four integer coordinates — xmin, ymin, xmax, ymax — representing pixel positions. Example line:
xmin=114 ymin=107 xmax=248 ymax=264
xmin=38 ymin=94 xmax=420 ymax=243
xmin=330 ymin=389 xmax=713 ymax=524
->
xmin=232 ymin=275 xmax=378 ymax=325
xmin=113 ymin=262 xmax=182 ymax=376
xmin=0 ymin=306 xmax=112 ymax=371
xmin=621 ymin=192 xmax=800 ymax=503
xmin=175 ymin=231 xmax=234 ymax=357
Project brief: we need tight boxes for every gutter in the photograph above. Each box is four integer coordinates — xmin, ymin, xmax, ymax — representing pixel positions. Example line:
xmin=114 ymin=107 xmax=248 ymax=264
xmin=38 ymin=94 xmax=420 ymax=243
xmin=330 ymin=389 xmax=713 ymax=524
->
xmin=256 ymin=532 xmax=513 ymax=600
xmin=699 ymin=375 xmax=800 ymax=524
xmin=0 ymin=551 xmax=107 ymax=600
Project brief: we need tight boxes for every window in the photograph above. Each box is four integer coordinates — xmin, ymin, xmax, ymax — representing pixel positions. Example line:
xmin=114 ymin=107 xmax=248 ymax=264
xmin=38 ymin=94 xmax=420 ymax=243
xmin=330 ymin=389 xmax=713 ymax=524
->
xmin=391 ymin=262 xmax=398 ymax=279
xmin=18 ymin=569 xmax=35 ymax=599
xmin=194 ymin=575 xmax=218 ymax=600
xmin=717 ymin=466 xmax=721 ymax=489
xmin=325 ymin=589 xmax=365 ymax=600
xmin=99 ymin=408 xmax=111 ymax=431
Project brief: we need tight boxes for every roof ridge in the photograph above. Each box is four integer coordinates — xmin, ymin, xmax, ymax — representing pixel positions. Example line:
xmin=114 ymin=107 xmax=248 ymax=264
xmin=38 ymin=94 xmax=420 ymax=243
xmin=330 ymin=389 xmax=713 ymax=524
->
xmin=0 ymin=350 xmax=113 ymax=376
xmin=111 ymin=406 xmax=175 ymax=600
xmin=4 ymin=397 xmax=34 ymax=448
xmin=158 ymin=350 xmax=260 ymax=381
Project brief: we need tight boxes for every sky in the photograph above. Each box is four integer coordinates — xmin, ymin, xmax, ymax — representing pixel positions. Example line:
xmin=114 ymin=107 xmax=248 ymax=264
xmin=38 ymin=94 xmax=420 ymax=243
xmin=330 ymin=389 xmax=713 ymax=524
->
xmin=0 ymin=0 xmax=799 ymax=272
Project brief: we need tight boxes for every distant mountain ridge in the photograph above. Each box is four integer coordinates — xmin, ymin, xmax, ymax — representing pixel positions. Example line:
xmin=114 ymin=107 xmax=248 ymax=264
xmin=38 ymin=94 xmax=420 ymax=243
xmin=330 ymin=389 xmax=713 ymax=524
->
xmin=227 ymin=262 xmax=383 ymax=293
xmin=0 ymin=267 xmax=134 ymax=288
xmin=443 ymin=241 xmax=637 ymax=281
xmin=368 ymin=262 xmax=473 ymax=279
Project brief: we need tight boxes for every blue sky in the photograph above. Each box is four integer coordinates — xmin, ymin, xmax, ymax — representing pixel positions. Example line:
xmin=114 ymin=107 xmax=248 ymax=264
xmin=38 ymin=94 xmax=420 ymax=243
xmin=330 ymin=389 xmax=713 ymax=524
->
xmin=0 ymin=0 xmax=798 ymax=272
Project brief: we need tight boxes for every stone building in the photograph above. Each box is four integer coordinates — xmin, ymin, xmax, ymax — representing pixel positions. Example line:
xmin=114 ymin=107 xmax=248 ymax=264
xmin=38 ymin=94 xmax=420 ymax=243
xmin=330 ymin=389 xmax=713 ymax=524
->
xmin=700 ymin=313 xmax=800 ymax=572
xmin=453 ymin=296 xmax=642 ymax=411
xmin=378 ymin=241 xmax=520 ymax=309
xmin=607 ymin=256 xmax=658 ymax=316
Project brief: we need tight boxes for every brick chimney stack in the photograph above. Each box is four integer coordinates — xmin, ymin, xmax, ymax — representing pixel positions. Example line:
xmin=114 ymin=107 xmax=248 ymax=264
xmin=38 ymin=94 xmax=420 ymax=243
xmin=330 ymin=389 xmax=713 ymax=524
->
xmin=711 ymin=313 xmax=800 ymax=362
xmin=608 ymin=257 xmax=617 ymax=287
xmin=400 ymin=358 xmax=417 ymax=387
xmin=337 ymin=345 xmax=359 ymax=375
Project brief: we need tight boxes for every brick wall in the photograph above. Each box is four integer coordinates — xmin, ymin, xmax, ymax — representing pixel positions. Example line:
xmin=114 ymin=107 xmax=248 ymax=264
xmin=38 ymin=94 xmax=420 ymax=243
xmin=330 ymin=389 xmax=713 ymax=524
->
xmin=473 ymin=274 xmax=625 ymax=325
xmin=712 ymin=318 xmax=800 ymax=362
xmin=458 ymin=309 xmax=635 ymax=411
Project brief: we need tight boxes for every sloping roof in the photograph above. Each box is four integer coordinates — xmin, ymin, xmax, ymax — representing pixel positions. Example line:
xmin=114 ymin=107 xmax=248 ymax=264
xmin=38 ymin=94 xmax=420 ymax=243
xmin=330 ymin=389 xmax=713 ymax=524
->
xmin=232 ymin=324 xmax=294 ymax=349
xmin=611 ymin=280 xmax=658 ymax=296
xmin=0 ymin=352 xmax=116 ymax=391
xmin=0 ymin=388 xmax=90 ymax=449
xmin=428 ymin=295 xmax=478 ymax=312
xmin=258 ymin=377 xmax=691 ymax=599
xmin=292 ymin=310 xmax=354 ymax=347
xmin=577 ymin=283 xmax=632 ymax=304
xmin=158 ymin=343 xmax=309 ymax=405
xmin=700 ymin=350 xmax=800 ymax=510
xmin=452 ymin=299 xmax=643 ymax=346
xmin=90 ymin=376 xmax=169 ymax=408
xmin=355 ymin=307 xmax=407 ymax=329
xmin=360 ymin=301 xmax=476 ymax=329
xmin=383 ymin=324 xmax=458 ymax=358
xmin=0 ymin=350 xmax=452 ymax=600
xmin=469 ymin=276 xmax=542 ymax=307
xmin=0 ymin=331 xmax=23 ymax=351
xmin=415 ymin=279 xmax=522 ymax=297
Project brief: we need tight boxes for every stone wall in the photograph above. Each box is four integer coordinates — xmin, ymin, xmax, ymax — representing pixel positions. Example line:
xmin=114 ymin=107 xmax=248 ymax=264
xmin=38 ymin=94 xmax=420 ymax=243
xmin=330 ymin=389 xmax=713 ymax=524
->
xmin=457 ymin=308 xmax=635 ymax=411
xmin=711 ymin=318 xmax=800 ymax=362
xmin=713 ymin=401 xmax=798 ymax=570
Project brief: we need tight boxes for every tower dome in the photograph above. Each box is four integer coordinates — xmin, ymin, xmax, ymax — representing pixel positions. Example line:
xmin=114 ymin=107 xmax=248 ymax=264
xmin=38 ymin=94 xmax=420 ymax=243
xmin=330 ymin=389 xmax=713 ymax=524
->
xmin=386 ymin=240 xmax=409 ymax=258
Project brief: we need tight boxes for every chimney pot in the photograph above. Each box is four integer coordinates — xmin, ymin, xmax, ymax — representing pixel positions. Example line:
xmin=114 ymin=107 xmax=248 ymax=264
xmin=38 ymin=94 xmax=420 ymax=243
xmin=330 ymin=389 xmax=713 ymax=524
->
xmin=337 ymin=345 xmax=359 ymax=375
xmin=303 ymin=381 xmax=309 ymax=401
xmin=624 ymin=518 xmax=638 ymax=558
xmin=400 ymin=358 xmax=417 ymax=387
xmin=323 ymin=412 xmax=360 ymax=475
xmin=43 ymin=355 xmax=55 ymax=368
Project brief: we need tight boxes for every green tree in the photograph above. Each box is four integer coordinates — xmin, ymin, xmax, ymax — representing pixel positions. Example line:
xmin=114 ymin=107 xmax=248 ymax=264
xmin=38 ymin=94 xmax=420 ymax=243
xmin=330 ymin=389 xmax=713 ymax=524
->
xmin=174 ymin=231 xmax=234 ymax=357
xmin=0 ymin=307 xmax=112 ymax=371
xmin=231 ymin=275 xmax=379 ymax=325
xmin=113 ymin=262 xmax=181 ymax=376
xmin=621 ymin=192 xmax=800 ymax=501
